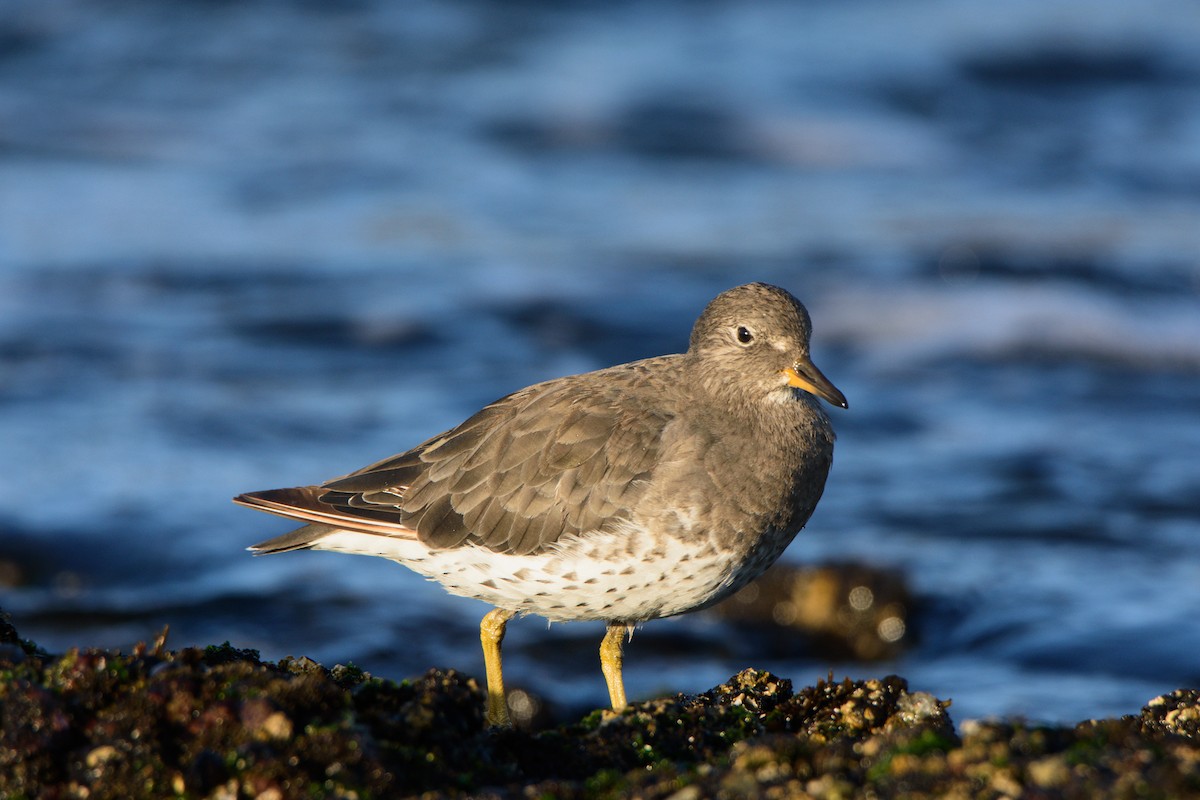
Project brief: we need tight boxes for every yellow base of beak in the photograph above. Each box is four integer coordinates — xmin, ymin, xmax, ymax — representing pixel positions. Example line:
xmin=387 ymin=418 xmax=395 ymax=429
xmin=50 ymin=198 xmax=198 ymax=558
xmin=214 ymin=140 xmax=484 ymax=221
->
xmin=783 ymin=364 xmax=848 ymax=409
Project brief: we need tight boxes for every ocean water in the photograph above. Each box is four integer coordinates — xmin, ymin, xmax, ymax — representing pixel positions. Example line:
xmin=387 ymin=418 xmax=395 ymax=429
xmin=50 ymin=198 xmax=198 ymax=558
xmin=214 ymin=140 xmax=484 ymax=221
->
xmin=2 ymin=0 xmax=1199 ymax=724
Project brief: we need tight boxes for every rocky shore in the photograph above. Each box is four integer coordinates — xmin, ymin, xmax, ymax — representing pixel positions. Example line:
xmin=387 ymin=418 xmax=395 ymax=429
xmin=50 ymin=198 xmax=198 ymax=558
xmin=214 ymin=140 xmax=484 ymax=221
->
xmin=1 ymin=610 xmax=1197 ymax=799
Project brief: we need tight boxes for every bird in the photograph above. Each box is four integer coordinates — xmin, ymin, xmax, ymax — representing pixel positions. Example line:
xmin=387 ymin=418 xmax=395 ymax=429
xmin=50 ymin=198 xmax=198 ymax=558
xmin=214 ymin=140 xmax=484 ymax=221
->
xmin=235 ymin=282 xmax=847 ymax=726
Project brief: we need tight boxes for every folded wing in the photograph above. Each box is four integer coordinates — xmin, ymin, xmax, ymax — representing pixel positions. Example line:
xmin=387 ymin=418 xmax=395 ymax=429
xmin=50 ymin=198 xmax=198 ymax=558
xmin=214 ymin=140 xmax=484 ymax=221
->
xmin=239 ymin=370 xmax=671 ymax=557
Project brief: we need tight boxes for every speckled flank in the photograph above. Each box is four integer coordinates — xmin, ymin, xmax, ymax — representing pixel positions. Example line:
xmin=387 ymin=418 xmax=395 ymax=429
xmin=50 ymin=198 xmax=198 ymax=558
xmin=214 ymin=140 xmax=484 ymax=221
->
xmin=316 ymin=520 xmax=797 ymax=622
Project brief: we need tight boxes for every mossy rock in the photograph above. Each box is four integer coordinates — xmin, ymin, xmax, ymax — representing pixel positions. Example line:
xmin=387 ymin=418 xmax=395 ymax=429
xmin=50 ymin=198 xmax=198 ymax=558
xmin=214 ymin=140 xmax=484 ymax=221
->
xmin=1 ymin=611 xmax=1197 ymax=799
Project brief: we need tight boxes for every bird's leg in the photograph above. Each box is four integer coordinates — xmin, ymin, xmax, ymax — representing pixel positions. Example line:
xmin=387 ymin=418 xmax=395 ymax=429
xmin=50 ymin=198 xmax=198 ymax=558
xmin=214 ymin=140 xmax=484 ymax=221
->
xmin=480 ymin=608 xmax=515 ymax=726
xmin=599 ymin=622 xmax=628 ymax=711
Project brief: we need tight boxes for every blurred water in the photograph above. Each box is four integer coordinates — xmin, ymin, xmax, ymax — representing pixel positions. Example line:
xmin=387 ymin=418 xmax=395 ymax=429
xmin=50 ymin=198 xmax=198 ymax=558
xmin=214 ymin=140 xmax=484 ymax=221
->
xmin=2 ymin=0 xmax=1199 ymax=723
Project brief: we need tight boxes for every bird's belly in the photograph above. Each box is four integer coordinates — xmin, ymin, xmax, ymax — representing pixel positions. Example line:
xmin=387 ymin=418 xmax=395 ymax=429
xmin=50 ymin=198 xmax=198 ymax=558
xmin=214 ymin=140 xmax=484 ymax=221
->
xmin=316 ymin=522 xmax=796 ymax=623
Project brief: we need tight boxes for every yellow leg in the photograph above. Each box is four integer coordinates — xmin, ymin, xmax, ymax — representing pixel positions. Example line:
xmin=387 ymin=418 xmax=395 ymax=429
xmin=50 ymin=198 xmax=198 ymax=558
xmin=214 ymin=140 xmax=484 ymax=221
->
xmin=480 ymin=608 xmax=515 ymax=727
xmin=600 ymin=622 xmax=628 ymax=711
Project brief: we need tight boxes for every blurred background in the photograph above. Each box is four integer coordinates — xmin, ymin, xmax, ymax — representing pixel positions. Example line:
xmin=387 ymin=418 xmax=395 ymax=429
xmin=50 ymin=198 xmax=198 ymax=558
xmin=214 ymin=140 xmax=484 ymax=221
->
xmin=2 ymin=0 xmax=1198 ymax=725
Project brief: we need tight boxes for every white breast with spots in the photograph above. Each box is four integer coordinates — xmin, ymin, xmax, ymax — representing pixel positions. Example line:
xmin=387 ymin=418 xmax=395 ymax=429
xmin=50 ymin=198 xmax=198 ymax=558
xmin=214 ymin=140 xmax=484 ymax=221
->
xmin=311 ymin=521 xmax=795 ymax=623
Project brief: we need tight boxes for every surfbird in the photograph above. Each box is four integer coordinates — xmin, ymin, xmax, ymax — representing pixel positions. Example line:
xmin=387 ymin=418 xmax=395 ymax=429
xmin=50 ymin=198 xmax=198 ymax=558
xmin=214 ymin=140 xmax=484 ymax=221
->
xmin=235 ymin=282 xmax=847 ymax=726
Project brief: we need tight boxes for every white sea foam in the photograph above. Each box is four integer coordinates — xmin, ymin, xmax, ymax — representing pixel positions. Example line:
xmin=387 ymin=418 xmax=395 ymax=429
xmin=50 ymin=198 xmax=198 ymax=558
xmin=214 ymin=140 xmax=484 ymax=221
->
xmin=818 ymin=281 xmax=1200 ymax=370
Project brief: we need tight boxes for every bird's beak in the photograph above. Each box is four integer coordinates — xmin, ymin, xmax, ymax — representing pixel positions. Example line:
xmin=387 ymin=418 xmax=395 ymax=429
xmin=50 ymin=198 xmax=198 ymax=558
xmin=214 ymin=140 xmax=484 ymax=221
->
xmin=783 ymin=358 xmax=848 ymax=409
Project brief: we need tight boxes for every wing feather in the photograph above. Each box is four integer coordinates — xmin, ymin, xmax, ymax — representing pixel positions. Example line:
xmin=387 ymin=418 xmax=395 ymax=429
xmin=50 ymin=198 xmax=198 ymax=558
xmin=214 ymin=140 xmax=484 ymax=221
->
xmin=238 ymin=360 xmax=678 ymax=556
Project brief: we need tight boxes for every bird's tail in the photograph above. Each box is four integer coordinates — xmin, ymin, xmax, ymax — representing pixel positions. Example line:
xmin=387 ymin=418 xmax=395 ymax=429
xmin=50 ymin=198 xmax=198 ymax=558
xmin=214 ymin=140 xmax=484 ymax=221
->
xmin=245 ymin=523 xmax=337 ymax=555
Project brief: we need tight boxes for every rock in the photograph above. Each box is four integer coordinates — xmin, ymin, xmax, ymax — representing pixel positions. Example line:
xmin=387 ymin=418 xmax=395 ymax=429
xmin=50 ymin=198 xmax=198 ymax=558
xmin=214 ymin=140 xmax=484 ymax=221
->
xmin=713 ymin=561 xmax=915 ymax=661
xmin=1140 ymin=689 xmax=1200 ymax=738
xmin=0 ymin=609 xmax=1197 ymax=799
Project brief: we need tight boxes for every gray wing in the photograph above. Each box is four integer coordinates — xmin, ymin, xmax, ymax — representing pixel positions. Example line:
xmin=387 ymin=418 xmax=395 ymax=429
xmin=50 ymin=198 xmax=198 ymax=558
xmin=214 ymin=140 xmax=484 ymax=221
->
xmin=316 ymin=372 xmax=670 ymax=556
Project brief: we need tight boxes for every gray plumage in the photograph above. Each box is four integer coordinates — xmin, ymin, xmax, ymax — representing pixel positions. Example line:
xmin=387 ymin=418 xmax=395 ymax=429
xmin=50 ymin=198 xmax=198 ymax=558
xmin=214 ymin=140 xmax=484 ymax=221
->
xmin=238 ymin=282 xmax=844 ymax=569
xmin=236 ymin=282 xmax=847 ymax=722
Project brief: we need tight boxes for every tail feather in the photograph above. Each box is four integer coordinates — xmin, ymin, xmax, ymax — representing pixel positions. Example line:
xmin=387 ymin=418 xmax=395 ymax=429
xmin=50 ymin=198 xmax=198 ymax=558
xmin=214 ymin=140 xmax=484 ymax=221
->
xmin=248 ymin=523 xmax=336 ymax=555
xmin=234 ymin=486 xmax=419 ymax=553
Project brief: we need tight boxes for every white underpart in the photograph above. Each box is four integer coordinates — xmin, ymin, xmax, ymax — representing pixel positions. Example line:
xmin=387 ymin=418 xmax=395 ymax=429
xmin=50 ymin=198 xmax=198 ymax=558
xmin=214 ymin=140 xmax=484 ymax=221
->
xmin=312 ymin=519 xmax=780 ymax=623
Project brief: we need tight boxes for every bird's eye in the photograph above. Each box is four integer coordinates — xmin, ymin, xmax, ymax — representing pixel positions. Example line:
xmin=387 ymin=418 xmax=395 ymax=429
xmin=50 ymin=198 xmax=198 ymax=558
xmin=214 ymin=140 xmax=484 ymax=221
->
xmin=736 ymin=326 xmax=754 ymax=345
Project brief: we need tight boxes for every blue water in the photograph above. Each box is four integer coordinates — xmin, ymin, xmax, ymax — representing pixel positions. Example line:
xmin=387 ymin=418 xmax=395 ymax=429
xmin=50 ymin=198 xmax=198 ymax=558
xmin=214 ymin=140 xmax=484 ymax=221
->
xmin=2 ymin=0 xmax=1199 ymax=724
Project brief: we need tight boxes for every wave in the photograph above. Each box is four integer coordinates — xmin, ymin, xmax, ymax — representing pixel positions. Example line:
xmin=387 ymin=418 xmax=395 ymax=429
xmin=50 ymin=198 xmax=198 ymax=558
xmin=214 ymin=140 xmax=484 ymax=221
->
xmin=817 ymin=279 xmax=1200 ymax=370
